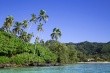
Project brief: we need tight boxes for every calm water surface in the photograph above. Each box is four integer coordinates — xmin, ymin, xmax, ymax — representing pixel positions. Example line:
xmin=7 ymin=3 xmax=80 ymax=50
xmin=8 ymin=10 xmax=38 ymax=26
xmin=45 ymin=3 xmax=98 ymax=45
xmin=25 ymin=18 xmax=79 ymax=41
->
xmin=0 ymin=63 xmax=110 ymax=73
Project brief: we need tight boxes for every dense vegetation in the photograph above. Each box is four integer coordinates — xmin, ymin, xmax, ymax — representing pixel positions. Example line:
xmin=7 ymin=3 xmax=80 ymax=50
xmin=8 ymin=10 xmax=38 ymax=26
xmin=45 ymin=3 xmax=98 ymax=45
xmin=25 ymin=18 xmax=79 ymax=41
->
xmin=66 ymin=41 xmax=110 ymax=62
xmin=0 ymin=10 xmax=79 ymax=67
xmin=0 ymin=30 xmax=79 ymax=67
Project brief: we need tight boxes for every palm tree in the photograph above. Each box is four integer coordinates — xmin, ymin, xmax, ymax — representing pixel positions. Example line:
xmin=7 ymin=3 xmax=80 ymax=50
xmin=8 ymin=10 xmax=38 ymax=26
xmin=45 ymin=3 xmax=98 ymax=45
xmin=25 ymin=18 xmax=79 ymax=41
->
xmin=51 ymin=28 xmax=62 ymax=41
xmin=19 ymin=31 xmax=27 ymax=42
xmin=30 ymin=13 xmax=37 ymax=24
xmin=37 ymin=10 xmax=49 ymax=23
xmin=27 ymin=14 xmax=37 ymax=34
xmin=13 ymin=22 xmax=23 ymax=35
xmin=3 ymin=16 xmax=14 ymax=32
xmin=36 ymin=23 xmax=44 ymax=44
xmin=19 ymin=31 xmax=33 ymax=42
xmin=29 ymin=10 xmax=49 ymax=43
xmin=37 ymin=23 xmax=43 ymax=32
xmin=22 ymin=20 xmax=28 ymax=29
xmin=27 ymin=33 xmax=33 ymax=42
xmin=34 ymin=36 xmax=40 ymax=55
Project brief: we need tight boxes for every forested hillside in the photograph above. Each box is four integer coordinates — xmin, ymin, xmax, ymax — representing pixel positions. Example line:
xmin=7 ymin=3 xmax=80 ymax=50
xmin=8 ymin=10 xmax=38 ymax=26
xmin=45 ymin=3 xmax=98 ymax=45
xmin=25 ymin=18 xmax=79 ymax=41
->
xmin=66 ymin=41 xmax=110 ymax=62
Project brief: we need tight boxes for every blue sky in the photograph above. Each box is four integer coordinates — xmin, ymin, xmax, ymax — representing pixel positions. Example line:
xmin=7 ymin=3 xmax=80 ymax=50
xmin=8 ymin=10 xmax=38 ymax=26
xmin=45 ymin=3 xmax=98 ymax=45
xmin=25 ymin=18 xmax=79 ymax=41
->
xmin=0 ymin=0 xmax=110 ymax=43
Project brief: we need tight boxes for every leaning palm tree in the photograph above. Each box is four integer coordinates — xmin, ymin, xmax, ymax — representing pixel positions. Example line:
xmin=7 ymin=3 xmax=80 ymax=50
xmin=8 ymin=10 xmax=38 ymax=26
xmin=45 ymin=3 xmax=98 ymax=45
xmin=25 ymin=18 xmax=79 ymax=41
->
xmin=37 ymin=10 xmax=49 ymax=23
xmin=3 ymin=15 xmax=14 ymax=32
xmin=29 ymin=10 xmax=49 ymax=44
xmin=27 ymin=14 xmax=37 ymax=33
xmin=51 ymin=28 xmax=62 ymax=41
xmin=13 ymin=22 xmax=23 ymax=35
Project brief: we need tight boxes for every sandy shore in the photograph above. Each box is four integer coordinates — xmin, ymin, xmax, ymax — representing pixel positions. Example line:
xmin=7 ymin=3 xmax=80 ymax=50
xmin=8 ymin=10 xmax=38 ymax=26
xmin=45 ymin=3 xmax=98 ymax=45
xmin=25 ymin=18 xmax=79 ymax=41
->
xmin=78 ymin=62 xmax=110 ymax=64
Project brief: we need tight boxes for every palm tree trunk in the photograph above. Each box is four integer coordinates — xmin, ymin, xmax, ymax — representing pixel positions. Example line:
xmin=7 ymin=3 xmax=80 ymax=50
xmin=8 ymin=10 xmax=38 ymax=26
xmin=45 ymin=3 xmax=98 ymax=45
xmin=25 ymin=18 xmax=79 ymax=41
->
xmin=34 ymin=31 xmax=39 ymax=56
xmin=27 ymin=23 xmax=33 ymax=34
xmin=27 ymin=25 xmax=31 ymax=33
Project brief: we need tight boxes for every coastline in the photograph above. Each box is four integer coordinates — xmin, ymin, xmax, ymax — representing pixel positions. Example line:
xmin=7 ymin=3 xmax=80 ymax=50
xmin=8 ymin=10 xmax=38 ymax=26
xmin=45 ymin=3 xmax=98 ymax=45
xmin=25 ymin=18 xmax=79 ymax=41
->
xmin=0 ymin=62 xmax=110 ymax=68
xmin=78 ymin=62 xmax=110 ymax=64
xmin=0 ymin=63 xmax=61 ymax=68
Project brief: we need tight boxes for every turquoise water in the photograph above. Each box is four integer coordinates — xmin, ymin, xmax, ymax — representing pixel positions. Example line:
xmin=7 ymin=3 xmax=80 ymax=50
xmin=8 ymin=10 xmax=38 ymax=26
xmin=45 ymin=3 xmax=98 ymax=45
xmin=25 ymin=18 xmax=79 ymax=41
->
xmin=0 ymin=63 xmax=110 ymax=73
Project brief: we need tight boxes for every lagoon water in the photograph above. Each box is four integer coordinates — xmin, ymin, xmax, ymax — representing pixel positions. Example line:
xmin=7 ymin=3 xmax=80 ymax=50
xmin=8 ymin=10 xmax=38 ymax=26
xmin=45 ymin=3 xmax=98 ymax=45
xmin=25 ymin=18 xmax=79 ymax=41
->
xmin=0 ymin=63 xmax=110 ymax=73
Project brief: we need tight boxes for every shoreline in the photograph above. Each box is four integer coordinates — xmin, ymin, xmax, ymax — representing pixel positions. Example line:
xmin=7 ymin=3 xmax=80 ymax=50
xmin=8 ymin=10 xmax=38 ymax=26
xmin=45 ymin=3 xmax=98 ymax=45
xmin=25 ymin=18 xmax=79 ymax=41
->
xmin=78 ymin=62 xmax=110 ymax=64
xmin=0 ymin=62 xmax=110 ymax=68
xmin=0 ymin=63 xmax=62 ymax=68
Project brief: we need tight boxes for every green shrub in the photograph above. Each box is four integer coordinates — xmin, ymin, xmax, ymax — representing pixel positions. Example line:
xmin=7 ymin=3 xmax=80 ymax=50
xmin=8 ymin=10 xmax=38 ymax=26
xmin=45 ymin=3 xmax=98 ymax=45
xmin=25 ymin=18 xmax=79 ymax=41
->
xmin=36 ymin=44 xmax=58 ymax=63
xmin=45 ymin=40 xmax=79 ymax=64
xmin=0 ymin=56 xmax=10 ymax=64
xmin=45 ymin=41 xmax=70 ymax=64
xmin=11 ymin=53 xmax=45 ymax=65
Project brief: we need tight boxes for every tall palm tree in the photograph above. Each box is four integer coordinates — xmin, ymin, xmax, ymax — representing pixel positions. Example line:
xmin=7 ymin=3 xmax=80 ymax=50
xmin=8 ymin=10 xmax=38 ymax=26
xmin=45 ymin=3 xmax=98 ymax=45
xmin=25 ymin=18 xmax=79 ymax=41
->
xmin=34 ymin=36 xmax=40 ymax=55
xmin=13 ymin=22 xmax=23 ymax=35
xmin=37 ymin=10 xmax=49 ymax=23
xmin=29 ymin=10 xmax=49 ymax=43
xmin=51 ymin=28 xmax=62 ymax=41
xmin=27 ymin=14 xmax=37 ymax=34
xmin=36 ymin=23 xmax=43 ymax=43
xmin=36 ymin=10 xmax=48 ymax=40
xmin=3 ymin=16 xmax=14 ymax=32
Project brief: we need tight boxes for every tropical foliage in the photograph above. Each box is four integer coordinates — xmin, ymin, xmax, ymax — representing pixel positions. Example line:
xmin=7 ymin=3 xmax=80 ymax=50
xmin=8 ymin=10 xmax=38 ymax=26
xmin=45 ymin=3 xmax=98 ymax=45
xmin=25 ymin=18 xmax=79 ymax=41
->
xmin=0 ymin=10 xmax=110 ymax=68
xmin=0 ymin=10 xmax=79 ymax=67
xmin=51 ymin=28 xmax=61 ymax=41
xmin=66 ymin=41 xmax=110 ymax=61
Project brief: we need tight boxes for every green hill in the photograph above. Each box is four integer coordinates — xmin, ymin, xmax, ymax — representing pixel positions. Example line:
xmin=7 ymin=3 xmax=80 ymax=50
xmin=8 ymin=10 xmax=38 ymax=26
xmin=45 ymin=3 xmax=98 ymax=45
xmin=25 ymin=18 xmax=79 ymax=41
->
xmin=0 ymin=30 xmax=78 ymax=68
xmin=66 ymin=41 xmax=110 ymax=62
xmin=0 ymin=30 xmax=58 ymax=66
